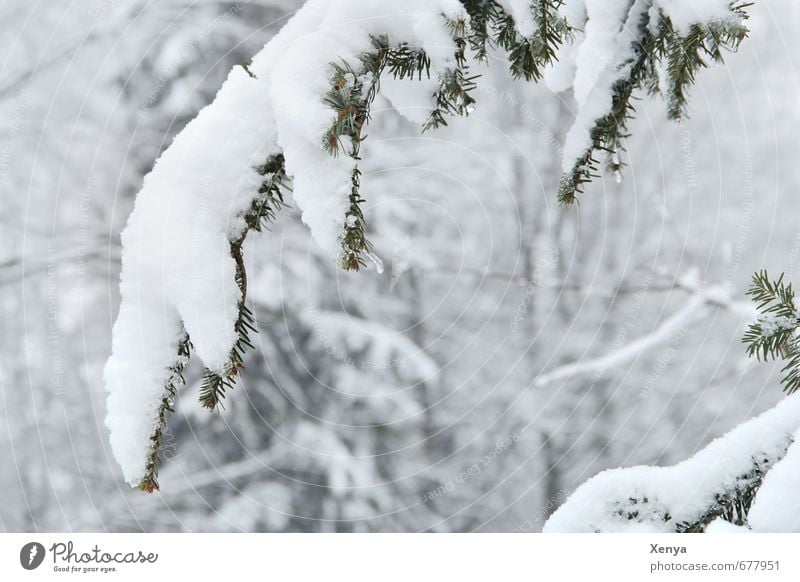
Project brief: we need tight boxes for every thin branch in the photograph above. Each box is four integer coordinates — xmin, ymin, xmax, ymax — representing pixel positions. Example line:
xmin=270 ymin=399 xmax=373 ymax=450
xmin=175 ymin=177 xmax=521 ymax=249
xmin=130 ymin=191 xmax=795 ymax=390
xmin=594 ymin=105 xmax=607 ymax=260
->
xmin=533 ymin=284 xmax=748 ymax=387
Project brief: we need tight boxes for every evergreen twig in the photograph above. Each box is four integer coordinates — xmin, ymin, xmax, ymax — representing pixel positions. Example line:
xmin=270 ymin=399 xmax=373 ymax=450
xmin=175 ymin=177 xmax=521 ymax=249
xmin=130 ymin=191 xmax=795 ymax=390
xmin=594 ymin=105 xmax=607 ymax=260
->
xmin=461 ymin=0 xmax=569 ymax=78
xmin=138 ymin=335 xmax=192 ymax=493
xmin=558 ymin=2 xmax=748 ymax=205
xmin=322 ymin=16 xmax=478 ymax=271
xmin=743 ymin=270 xmax=800 ymax=394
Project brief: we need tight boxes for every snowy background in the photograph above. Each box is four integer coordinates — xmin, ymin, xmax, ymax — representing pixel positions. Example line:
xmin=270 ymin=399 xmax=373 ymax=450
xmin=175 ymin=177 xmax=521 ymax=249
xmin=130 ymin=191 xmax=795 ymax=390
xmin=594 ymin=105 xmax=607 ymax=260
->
xmin=1 ymin=0 xmax=799 ymax=531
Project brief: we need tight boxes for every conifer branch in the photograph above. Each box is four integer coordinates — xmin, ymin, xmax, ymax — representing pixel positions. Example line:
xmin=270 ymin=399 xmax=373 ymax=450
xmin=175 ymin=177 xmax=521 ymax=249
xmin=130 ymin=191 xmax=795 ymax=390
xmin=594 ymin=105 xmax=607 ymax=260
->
xmin=424 ymin=17 xmax=479 ymax=130
xmin=743 ymin=270 xmax=800 ymax=394
xmin=504 ymin=1 xmax=569 ymax=81
xmin=558 ymin=2 xmax=748 ymax=205
xmin=125 ymin=1 xmax=755 ymax=492
xmin=461 ymin=0 xmax=569 ymax=79
xmin=654 ymin=3 xmax=750 ymax=120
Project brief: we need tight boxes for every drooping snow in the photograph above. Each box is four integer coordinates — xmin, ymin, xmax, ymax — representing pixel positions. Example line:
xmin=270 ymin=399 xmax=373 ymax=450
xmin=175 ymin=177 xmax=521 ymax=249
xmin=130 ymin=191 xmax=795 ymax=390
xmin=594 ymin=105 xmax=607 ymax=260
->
xmin=560 ymin=0 xmax=646 ymax=172
xmin=543 ymin=393 xmax=800 ymax=532
xmin=104 ymin=67 xmax=280 ymax=486
xmin=105 ymin=0 xmax=748 ymax=488
xmin=543 ymin=0 xmax=587 ymax=93
xmin=381 ymin=74 xmax=443 ymax=125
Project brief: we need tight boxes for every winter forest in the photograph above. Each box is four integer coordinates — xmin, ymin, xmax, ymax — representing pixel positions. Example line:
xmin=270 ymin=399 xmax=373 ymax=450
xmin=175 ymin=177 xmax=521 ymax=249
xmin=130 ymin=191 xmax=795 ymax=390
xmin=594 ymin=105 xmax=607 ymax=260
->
xmin=3 ymin=0 xmax=800 ymax=533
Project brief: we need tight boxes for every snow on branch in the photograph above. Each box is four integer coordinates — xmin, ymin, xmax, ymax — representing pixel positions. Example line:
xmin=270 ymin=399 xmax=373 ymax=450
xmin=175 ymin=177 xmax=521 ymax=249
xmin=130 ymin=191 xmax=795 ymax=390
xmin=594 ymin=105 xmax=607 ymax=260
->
xmin=554 ymin=0 xmax=748 ymax=204
xmin=247 ymin=0 xmax=488 ymax=269
xmin=104 ymin=0 xmax=752 ymax=491
xmin=543 ymin=392 xmax=800 ymax=532
xmin=104 ymin=67 xmax=285 ymax=491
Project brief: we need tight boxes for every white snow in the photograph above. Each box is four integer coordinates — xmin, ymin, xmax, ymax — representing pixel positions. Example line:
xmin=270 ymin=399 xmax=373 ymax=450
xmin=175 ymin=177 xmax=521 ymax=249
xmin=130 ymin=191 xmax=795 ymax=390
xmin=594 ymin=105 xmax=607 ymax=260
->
xmin=381 ymin=74 xmax=442 ymax=125
xmin=543 ymin=0 xmax=586 ymax=93
xmin=544 ymin=393 xmax=800 ymax=532
xmin=705 ymin=519 xmax=749 ymax=533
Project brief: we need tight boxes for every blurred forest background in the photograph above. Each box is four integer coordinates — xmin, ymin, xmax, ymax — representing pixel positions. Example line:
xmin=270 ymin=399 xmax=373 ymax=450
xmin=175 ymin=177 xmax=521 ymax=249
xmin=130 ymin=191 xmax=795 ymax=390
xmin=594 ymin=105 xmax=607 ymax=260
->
xmin=1 ymin=0 xmax=799 ymax=532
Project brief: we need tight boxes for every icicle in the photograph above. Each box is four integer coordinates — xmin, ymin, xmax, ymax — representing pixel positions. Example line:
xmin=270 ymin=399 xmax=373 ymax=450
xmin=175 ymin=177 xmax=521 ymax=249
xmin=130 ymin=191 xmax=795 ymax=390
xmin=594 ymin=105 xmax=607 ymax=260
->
xmin=365 ymin=251 xmax=385 ymax=274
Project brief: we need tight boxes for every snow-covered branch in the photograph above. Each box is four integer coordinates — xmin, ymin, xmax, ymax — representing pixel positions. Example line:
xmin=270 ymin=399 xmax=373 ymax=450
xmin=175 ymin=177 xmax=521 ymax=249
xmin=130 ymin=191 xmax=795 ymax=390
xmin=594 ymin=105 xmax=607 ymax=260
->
xmin=544 ymin=392 xmax=800 ymax=532
xmin=533 ymin=283 xmax=750 ymax=387
xmin=553 ymin=0 xmax=748 ymax=203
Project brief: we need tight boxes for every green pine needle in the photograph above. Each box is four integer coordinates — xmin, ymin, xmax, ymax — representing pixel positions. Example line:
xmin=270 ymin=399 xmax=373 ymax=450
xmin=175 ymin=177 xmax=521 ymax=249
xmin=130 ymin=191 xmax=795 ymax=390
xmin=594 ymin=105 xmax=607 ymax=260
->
xmin=743 ymin=270 xmax=800 ymax=394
